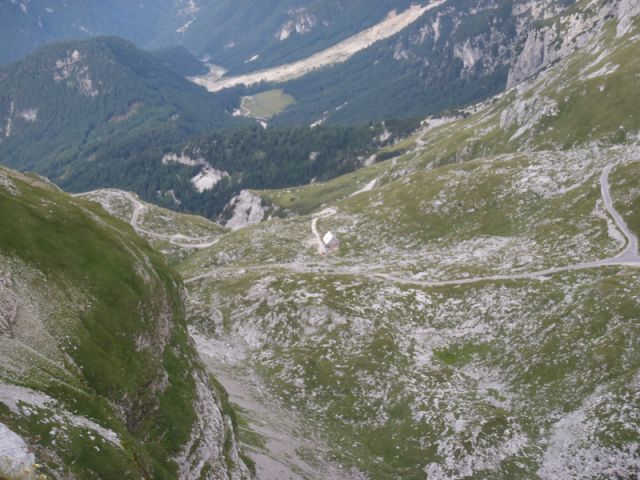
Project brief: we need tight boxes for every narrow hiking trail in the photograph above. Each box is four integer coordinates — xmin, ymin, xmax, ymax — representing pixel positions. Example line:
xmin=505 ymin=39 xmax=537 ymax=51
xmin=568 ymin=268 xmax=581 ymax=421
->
xmin=601 ymin=164 xmax=639 ymax=263
xmin=127 ymin=192 xmax=222 ymax=249
xmin=311 ymin=207 xmax=337 ymax=255
xmin=185 ymin=164 xmax=640 ymax=286
xmin=78 ymin=190 xmax=222 ymax=249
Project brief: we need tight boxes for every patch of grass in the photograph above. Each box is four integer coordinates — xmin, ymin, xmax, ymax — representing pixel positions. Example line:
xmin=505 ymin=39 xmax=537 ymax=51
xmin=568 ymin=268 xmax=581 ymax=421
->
xmin=434 ymin=342 xmax=491 ymax=366
xmin=609 ymin=161 xmax=640 ymax=237
xmin=241 ymin=89 xmax=296 ymax=119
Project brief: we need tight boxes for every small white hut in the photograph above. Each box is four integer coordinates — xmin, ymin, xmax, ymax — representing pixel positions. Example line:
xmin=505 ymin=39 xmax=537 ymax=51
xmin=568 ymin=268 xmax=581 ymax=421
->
xmin=323 ymin=232 xmax=340 ymax=250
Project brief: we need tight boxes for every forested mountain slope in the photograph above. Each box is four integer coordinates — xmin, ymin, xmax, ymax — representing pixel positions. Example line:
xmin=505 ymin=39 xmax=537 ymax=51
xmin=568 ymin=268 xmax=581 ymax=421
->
xmin=0 ymin=0 xmax=418 ymax=73
xmin=156 ymin=119 xmax=418 ymax=220
xmin=5 ymin=0 xmax=639 ymax=130
xmin=0 ymin=167 xmax=252 ymax=479
xmin=151 ymin=0 xmax=417 ymax=74
xmin=0 ymin=35 xmax=419 ymax=223
xmin=0 ymin=36 xmax=242 ymax=193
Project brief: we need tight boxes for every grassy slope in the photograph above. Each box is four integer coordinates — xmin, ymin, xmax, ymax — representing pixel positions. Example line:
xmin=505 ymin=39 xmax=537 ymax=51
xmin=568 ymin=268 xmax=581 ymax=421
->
xmin=181 ymin=152 xmax=640 ymax=480
xmin=0 ymin=169 xmax=239 ymax=479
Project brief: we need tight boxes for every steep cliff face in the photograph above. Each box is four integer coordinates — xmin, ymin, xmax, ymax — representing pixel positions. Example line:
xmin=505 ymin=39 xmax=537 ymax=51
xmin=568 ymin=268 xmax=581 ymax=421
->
xmin=0 ymin=167 xmax=252 ymax=479
xmin=507 ymin=0 xmax=640 ymax=88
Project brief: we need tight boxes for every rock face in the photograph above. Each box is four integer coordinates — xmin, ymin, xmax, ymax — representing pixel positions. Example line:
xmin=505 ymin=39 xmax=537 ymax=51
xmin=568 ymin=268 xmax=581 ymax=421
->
xmin=223 ymin=190 xmax=266 ymax=230
xmin=175 ymin=369 xmax=252 ymax=480
xmin=278 ymin=12 xmax=318 ymax=41
xmin=500 ymin=95 xmax=559 ymax=140
xmin=0 ymin=423 xmax=35 ymax=480
xmin=617 ymin=0 xmax=640 ymax=37
xmin=0 ymin=275 xmax=17 ymax=336
xmin=507 ymin=0 xmax=639 ymax=88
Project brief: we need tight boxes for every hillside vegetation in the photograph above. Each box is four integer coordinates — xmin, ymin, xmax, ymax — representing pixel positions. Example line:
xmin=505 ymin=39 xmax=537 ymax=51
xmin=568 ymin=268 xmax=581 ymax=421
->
xmin=1 ymin=2 xmax=639 ymax=479
xmin=159 ymin=120 xmax=419 ymax=220
xmin=0 ymin=168 xmax=251 ymax=479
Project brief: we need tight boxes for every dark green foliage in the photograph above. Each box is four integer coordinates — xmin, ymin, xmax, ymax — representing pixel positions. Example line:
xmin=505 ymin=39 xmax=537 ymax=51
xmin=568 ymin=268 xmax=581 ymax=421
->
xmin=161 ymin=121 xmax=418 ymax=219
xmin=2 ymin=78 xmax=417 ymax=220
xmin=150 ymin=45 xmax=209 ymax=76
xmin=0 ymin=36 xmax=246 ymax=188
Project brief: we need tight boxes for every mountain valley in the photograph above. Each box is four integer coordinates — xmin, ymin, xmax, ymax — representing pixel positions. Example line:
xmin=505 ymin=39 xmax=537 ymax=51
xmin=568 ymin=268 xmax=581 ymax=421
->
xmin=1 ymin=1 xmax=639 ymax=479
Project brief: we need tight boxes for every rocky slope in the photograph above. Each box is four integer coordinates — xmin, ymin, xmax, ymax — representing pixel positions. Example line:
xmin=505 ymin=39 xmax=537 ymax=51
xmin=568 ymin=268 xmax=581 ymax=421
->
xmin=0 ymin=168 xmax=252 ymax=479
xmin=164 ymin=9 xmax=640 ymax=479
xmin=1 ymin=2 xmax=639 ymax=479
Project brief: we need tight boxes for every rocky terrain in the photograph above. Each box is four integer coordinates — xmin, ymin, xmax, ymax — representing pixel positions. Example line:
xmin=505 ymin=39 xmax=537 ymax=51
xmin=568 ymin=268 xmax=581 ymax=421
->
xmin=1 ymin=1 xmax=639 ymax=479
xmin=63 ymin=8 xmax=640 ymax=479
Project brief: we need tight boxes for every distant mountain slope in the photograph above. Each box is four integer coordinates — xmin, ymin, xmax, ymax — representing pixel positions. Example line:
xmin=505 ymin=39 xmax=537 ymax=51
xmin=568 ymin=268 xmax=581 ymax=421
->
xmin=196 ymin=0 xmax=637 ymax=126
xmin=0 ymin=0 xmax=180 ymax=65
xmin=0 ymin=0 xmax=418 ymax=72
xmin=148 ymin=0 xmax=417 ymax=74
xmin=151 ymin=45 xmax=209 ymax=76
xmin=272 ymin=0 xmax=635 ymax=125
xmin=0 ymin=36 xmax=243 ymax=193
xmin=0 ymin=166 xmax=252 ymax=479
xmin=5 ymin=0 xmax=636 ymax=131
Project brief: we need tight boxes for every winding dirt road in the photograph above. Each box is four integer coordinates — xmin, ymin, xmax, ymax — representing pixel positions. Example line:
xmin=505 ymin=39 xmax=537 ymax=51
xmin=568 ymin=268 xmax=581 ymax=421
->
xmin=79 ymin=190 xmax=222 ymax=249
xmin=185 ymin=164 xmax=640 ymax=286
xmin=310 ymin=208 xmax=337 ymax=255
